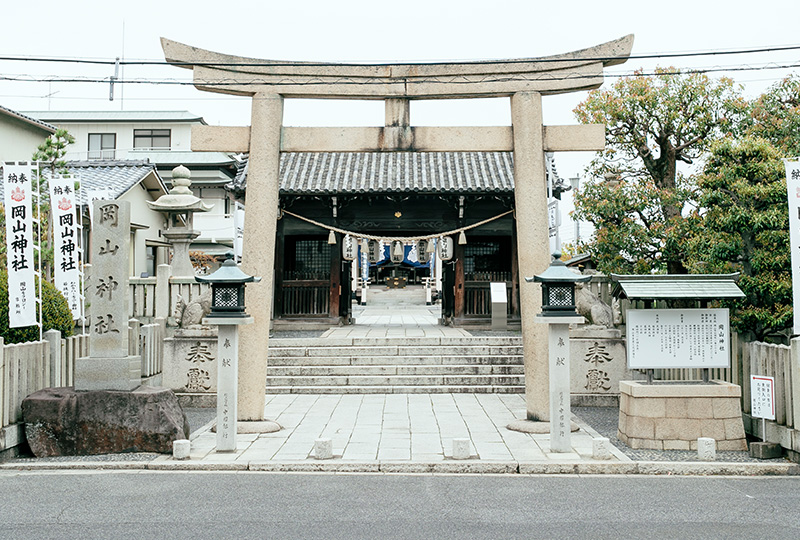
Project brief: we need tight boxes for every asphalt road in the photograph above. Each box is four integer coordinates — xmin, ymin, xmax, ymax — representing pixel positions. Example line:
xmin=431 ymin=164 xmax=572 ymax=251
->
xmin=0 ymin=471 xmax=798 ymax=539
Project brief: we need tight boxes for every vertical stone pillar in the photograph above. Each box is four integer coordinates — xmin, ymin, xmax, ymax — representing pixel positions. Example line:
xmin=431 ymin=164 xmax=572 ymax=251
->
xmin=216 ymin=324 xmax=239 ymax=451
xmin=237 ymin=93 xmax=284 ymax=421
xmin=155 ymin=263 xmax=172 ymax=320
xmin=510 ymin=92 xmax=551 ymax=421
xmin=75 ymin=200 xmax=141 ymax=391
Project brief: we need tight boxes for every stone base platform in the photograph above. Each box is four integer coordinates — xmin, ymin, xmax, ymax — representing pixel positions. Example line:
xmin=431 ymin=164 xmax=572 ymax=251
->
xmin=618 ymin=380 xmax=747 ymax=451
xmin=22 ymin=386 xmax=189 ymax=457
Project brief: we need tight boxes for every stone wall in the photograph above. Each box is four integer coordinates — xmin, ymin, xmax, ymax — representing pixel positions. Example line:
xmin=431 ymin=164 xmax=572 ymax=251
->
xmin=618 ymin=380 xmax=747 ymax=451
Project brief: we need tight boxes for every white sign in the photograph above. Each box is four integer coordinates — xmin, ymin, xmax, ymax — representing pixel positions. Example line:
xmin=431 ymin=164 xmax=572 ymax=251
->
xmin=438 ymin=236 xmax=454 ymax=261
xmin=626 ymin=308 xmax=730 ymax=369
xmin=233 ymin=201 xmax=245 ymax=263
xmin=85 ymin=189 xmax=113 ymax=222
xmin=785 ymin=160 xmax=800 ymax=334
xmin=750 ymin=375 xmax=776 ymax=420
xmin=49 ymin=176 xmax=82 ymax=320
xmin=3 ymin=163 xmax=37 ymax=327
xmin=342 ymin=234 xmax=356 ymax=261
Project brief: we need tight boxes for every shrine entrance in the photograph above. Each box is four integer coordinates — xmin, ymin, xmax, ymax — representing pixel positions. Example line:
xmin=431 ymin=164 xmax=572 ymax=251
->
xmin=162 ymin=35 xmax=632 ymax=421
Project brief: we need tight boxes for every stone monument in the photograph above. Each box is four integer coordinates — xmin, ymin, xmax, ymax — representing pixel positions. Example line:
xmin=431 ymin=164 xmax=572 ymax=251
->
xmin=76 ymin=200 xmax=141 ymax=390
xmin=21 ymin=200 xmax=189 ymax=457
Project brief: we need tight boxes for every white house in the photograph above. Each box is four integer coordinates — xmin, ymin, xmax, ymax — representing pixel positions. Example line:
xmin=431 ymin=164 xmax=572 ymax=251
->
xmin=24 ymin=111 xmax=239 ymax=256
xmin=0 ymin=105 xmax=56 ymax=163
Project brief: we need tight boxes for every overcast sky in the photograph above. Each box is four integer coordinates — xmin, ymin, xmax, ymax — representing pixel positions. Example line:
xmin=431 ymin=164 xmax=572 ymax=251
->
xmin=2 ymin=0 xmax=799 ymax=243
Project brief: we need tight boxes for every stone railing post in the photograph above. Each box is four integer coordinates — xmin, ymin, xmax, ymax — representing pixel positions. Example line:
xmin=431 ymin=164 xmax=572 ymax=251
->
xmin=155 ymin=264 xmax=172 ymax=319
xmin=44 ymin=329 xmax=62 ymax=388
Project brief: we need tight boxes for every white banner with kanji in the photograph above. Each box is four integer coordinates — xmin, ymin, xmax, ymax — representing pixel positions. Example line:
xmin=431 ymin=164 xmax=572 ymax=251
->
xmin=50 ymin=176 xmax=82 ymax=319
xmin=785 ymin=160 xmax=800 ymax=334
xmin=3 ymin=163 xmax=37 ymax=327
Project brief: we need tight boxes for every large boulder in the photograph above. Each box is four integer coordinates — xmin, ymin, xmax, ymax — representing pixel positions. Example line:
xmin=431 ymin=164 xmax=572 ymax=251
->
xmin=22 ymin=386 xmax=189 ymax=457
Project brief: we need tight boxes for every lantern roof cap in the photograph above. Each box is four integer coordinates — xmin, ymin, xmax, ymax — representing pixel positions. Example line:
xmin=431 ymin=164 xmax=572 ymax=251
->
xmin=525 ymin=254 xmax=593 ymax=284
xmin=195 ymin=252 xmax=261 ymax=284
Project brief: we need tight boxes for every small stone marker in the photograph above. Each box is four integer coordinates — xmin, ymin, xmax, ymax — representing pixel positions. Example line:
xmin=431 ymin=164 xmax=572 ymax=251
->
xmin=592 ymin=437 xmax=612 ymax=460
xmin=452 ymin=438 xmax=470 ymax=460
xmin=697 ymin=437 xmax=716 ymax=461
xmin=75 ymin=200 xmax=141 ymax=391
xmin=314 ymin=438 xmax=333 ymax=460
xmin=173 ymin=439 xmax=191 ymax=460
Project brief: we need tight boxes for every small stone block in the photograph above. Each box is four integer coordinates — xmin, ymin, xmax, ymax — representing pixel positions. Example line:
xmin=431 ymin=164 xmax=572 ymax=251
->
xmin=173 ymin=439 xmax=191 ymax=460
xmin=592 ymin=437 xmax=612 ymax=460
xmin=697 ymin=437 xmax=716 ymax=461
xmin=452 ymin=438 xmax=470 ymax=460
xmin=749 ymin=442 xmax=782 ymax=460
xmin=314 ymin=438 xmax=333 ymax=460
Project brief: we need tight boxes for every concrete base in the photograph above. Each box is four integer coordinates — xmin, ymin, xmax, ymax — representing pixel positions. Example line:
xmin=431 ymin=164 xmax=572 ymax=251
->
xmin=618 ymin=380 xmax=747 ymax=451
xmin=506 ymin=419 xmax=579 ymax=434
xmin=211 ymin=420 xmax=282 ymax=434
xmin=22 ymin=386 xmax=189 ymax=457
xmin=74 ymin=355 xmax=142 ymax=391
xmin=750 ymin=441 xmax=783 ymax=459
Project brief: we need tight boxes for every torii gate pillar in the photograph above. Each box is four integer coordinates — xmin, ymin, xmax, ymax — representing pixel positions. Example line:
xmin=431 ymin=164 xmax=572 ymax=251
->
xmin=511 ymin=91 xmax=551 ymax=420
xmin=238 ymin=93 xmax=284 ymax=420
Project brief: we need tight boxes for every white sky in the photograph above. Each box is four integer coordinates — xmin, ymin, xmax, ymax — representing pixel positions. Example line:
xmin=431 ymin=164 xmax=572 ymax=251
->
xmin=2 ymin=0 xmax=799 ymax=245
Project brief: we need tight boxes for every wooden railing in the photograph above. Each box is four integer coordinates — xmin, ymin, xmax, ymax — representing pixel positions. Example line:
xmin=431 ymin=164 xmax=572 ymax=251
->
xmin=464 ymin=281 xmax=513 ymax=316
xmin=281 ymin=280 xmax=330 ymax=316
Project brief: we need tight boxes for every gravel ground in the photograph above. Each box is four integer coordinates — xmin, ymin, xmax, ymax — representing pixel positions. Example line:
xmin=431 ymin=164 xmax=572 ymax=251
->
xmin=573 ymin=406 xmax=789 ymax=463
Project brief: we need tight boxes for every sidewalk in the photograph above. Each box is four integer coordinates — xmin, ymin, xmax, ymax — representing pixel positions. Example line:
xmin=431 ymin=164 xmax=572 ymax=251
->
xmin=4 ymin=393 xmax=797 ymax=475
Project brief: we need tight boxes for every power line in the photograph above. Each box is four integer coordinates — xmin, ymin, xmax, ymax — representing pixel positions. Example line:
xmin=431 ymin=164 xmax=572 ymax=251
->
xmin=0 ymin=62 xmax=797 ymax=88
xmin=1 ymin=43 xmax=800 ymax=68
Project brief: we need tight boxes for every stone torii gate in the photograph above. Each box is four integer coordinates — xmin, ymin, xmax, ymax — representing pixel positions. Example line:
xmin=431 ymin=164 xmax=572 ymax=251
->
xmin=161 ymin=35 xmax=633 ymax=422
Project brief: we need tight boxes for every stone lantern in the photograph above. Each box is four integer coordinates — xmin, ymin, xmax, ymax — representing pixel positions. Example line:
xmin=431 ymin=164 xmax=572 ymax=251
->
xmin=195 ymin=251 xmax=262 ymax=452
xmin=528 ymin=253 xmax=592 ymax=317
xmin=525 ymin=253 xmax=590 ymax=452
xmin=146 ymin=165 xmax=212 ymax=277
xmin=195 ymin=251 xmax=261 ymax=318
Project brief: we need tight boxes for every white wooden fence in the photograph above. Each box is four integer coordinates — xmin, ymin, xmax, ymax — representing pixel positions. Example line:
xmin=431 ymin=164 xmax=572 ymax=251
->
xmin=1 ymin=318 xmax=166 ymax=435
xmin=655 ymin=334 xmax=799 ymax=455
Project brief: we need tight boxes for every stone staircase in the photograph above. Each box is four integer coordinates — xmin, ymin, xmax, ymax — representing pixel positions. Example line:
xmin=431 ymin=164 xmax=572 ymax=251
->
xmin=266 ymin=336 xmax=524 ymax=394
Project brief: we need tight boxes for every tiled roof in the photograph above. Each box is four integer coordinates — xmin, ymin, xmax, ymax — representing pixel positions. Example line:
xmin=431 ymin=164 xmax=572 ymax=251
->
xmin=611 ymin=273 xmax=746 ymax=300
xmin=230 ymin=151 xmax=549 ymax=195
xmin=0 ymin=160 xmax=161 ymax=205
xmin=0 ymin=104 xmax=57 ymax=133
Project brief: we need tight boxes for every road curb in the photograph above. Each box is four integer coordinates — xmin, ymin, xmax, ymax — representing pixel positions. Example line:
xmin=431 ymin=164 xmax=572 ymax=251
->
xmin=2 ymin=459 xmax=798 ymax=476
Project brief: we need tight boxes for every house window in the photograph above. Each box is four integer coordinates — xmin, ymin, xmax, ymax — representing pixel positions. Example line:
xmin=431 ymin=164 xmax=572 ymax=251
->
xmin=133 ymin=129 xmax=171 ymax=149
xmin=88 ymin=133 xmax=116 ymax=159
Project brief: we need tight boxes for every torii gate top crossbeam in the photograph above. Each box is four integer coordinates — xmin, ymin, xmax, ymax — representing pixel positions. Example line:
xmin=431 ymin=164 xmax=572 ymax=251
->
xmin=161 ymin=35 xmax=633 ymax=99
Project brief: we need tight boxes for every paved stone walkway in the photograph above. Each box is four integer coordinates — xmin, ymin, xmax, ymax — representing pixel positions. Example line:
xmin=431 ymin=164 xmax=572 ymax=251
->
xmin=184 ymin=394 xmax=620 ymax=464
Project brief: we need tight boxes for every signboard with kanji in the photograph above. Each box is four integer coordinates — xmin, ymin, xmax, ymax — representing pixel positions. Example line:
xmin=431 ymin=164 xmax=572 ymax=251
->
xmin=785 ymin=159 xmax=800 ymax=334
xmin=626 ymin=308 xmax=730 ymax=369
xmin=3 ymin=163 xmax=37 ymax=328
xmin=50 ymin=175 xmax=82 ymax=320
xmin=750 ymin=375 xmax=776 ymax=420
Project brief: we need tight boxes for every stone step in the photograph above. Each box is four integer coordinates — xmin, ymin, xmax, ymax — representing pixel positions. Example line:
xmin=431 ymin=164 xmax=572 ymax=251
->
xmin=267 ymin=364 xmax=524 ymax=377
xmin=266 ymin=374 xmax=525 ymax=387
xmin=266 ymin=385 xmax=526 ymax=394
xmin=269 ymin=336 xmax=522 ymax=348
xmin=266 ymin=354 xmax=523 ymax=366
xmin=268 ymin=345 xmax=524 ymax=358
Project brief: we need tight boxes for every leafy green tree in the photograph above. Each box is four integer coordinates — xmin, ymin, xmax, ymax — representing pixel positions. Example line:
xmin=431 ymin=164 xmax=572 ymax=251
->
xmin=0 ymin=271 xmax=74 ymax=344
xmin=688 ymin=137 xmax=791 ymax=340
xmin=743 ymin=75 xmax=800 ymax=156
xmin=573 ymin=68 xmax=742 ymax=274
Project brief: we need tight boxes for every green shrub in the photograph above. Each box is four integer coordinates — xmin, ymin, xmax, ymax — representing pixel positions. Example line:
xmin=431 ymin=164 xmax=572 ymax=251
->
xmin=0 ymin=270 xmax=74 ymax=344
